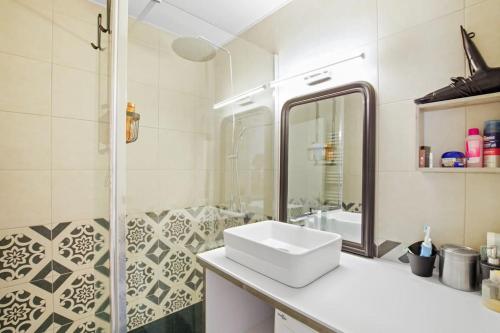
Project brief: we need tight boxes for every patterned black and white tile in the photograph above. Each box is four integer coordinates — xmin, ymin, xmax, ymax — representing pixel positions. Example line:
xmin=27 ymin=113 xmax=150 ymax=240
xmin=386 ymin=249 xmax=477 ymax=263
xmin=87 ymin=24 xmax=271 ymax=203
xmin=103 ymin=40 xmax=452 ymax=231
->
xmin=0 ymin=219 xmax=111 ymax=332
xmin=53 ymin=314 xmax=111 ymax=333
xmin=0 ymin=206 xmax=269 ymax=332
xmin=126 ymin=213 xmax=159 ymax=260
xmin=126 ymin=257 xmax=157 ymax=300
xmin=0 ymin=225 xmax=53 ymax=288
xmin=0 ymin=282 xmax=54 ymax=333
xmin=53 ymin=268 xmax=100 ymax=322
xmin=126 ymin=297 xmax=159 ymax=331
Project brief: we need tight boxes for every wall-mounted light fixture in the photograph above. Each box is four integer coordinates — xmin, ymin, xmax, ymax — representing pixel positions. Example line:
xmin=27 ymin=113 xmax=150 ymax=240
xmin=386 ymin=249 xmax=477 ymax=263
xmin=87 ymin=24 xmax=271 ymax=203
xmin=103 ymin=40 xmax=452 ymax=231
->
xmin=213 ymin=84 xmax=268 ymax=110
xmin=269 ymin=52 xmax=365 ymax=88
xmin=212 ymin=52 xmax=365 ymax=110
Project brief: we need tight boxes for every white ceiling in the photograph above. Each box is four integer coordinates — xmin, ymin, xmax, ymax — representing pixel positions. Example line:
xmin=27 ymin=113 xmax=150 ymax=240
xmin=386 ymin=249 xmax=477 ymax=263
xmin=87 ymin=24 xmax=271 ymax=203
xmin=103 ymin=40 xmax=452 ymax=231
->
xmin=94 ymin=0 xmax=291 ymax=45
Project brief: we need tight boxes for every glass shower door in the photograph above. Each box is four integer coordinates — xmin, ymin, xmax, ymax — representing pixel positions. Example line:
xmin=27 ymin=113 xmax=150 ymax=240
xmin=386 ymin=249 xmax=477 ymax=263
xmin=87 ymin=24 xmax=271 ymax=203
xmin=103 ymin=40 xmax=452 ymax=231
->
xmin=0 ymin=0 xmax=113 ymax=331
xmin=122 ymin=2 xmax=275 ymax=332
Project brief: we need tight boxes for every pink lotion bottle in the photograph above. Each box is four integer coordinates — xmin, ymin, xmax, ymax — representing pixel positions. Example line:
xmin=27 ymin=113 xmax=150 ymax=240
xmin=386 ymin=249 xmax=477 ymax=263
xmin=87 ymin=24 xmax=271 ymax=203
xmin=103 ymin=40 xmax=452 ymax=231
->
xmin=466 ymin=128 xmax=483 ymax=167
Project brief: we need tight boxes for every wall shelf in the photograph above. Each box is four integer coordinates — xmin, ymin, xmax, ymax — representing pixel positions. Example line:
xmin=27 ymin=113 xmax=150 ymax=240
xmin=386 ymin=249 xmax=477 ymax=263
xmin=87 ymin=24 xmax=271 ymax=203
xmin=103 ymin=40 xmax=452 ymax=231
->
xmin=419 ymin=168 xmax=500 ymax=174
xmin=416 ymin=92 xmax=500 ymax=171
xmin=417 ymin=92 xmax=500 ymax=112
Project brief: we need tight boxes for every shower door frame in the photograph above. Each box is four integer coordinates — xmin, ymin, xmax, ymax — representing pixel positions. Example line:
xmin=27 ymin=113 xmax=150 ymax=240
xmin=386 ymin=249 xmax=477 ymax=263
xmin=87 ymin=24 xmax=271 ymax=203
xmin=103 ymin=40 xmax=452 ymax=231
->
xmin=109 ymin=0 xmax=129 ymax=332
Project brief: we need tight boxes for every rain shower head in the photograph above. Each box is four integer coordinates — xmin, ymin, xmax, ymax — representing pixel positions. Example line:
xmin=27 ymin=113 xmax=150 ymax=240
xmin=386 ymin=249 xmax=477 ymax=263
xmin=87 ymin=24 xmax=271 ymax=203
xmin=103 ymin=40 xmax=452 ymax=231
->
xmin=171 ymin=37 xmax=217 ymax=62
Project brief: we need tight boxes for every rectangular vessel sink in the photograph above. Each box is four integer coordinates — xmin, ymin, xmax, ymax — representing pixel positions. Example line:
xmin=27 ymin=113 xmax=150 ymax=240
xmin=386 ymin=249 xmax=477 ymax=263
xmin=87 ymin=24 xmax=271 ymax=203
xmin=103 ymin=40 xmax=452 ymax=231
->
xmin=224 ymin=220 xmax=342 ymax=287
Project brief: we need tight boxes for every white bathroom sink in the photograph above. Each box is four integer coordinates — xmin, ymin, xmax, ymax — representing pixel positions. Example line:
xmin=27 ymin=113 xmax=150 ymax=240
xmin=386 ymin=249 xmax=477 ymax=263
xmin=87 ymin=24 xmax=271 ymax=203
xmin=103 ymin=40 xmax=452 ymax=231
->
xmin=224 ymin=220 xmax=342 ymax=287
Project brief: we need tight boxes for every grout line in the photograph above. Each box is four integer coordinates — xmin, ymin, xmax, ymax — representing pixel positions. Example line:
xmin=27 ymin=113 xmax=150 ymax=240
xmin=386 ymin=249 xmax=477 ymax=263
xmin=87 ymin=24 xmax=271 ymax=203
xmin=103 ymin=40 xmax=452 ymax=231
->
xmin=377 ymin=7 xmax=465 ymax=41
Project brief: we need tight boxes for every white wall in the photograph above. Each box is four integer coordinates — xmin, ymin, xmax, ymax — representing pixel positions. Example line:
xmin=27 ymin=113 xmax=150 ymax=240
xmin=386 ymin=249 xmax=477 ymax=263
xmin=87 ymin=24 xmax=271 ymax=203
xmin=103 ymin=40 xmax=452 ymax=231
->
xmin=241 ymin=0 xmax=500 ymax=249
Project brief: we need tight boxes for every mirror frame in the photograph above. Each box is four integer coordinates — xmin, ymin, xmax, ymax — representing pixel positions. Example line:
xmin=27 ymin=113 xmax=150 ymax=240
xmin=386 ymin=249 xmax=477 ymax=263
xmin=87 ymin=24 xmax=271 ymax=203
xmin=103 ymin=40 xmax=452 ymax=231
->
xmin=278 ymin=81 xmax=376 ymax=257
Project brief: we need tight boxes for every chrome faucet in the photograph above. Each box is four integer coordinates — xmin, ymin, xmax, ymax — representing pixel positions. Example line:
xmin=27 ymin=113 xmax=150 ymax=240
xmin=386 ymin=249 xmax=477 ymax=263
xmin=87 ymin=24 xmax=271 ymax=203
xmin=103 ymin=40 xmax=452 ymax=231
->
xmin=289 ymin=208 xmax=321 ymax=226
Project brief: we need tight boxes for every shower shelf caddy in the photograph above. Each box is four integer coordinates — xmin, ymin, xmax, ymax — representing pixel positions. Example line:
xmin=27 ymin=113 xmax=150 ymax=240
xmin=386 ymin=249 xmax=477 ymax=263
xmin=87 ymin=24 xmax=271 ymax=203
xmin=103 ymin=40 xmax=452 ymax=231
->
xmin=415 ymin=91 xmax=500 ymax=174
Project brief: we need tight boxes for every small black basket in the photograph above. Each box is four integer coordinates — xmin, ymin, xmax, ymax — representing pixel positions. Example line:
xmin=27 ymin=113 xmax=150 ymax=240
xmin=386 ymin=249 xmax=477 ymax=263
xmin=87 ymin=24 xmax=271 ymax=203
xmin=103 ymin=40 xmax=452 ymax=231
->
xmin=407 ymin=241 xmax=437 ymax=277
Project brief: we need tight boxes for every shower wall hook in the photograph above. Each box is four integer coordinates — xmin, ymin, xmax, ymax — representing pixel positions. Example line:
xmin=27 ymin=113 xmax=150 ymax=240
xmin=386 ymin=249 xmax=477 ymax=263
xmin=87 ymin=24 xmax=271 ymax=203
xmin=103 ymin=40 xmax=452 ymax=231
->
xmin=91 ymin=14 xmax=105 ymax=50
xmin=91 ymin=0 xmax=111 ymax=50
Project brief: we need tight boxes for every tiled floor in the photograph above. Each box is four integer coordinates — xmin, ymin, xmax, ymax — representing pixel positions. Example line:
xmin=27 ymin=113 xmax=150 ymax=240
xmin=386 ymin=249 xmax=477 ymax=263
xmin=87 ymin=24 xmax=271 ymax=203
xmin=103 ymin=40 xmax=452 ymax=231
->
xmin=129 ymin=302 xmax=204 ymax=333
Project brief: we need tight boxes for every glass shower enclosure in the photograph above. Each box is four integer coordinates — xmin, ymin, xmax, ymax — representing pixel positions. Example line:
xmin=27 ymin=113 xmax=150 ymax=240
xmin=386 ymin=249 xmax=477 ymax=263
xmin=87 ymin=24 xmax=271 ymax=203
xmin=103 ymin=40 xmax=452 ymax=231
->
xmin=0 ymin=0 xmax=113 ymax=332
xmin=0 ymin=1 xmax=275 ymax=332
xmin=123 ymin=1 xmax=275 ymax=332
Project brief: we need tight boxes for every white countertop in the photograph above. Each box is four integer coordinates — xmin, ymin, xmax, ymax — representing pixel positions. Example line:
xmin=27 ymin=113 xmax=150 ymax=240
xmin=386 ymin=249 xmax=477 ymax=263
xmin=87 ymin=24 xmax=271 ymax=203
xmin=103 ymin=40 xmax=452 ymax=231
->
xmin=198 ymin=247 xmax=500 ymax=333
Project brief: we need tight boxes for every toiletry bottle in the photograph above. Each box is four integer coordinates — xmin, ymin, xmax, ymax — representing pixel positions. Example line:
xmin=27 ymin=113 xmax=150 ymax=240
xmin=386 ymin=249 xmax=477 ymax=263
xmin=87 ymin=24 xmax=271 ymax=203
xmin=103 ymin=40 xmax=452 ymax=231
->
xmin=466 ymin=128 xmax=483 ymax=167
xmin=420 ymin=225 xmax=433 ymax=257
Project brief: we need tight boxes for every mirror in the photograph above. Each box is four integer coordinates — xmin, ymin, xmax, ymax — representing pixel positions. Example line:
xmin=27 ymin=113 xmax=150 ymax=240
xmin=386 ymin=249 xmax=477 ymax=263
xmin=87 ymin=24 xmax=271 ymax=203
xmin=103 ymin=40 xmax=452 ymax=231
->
xmin=279 ymin=82 xmax=376 ymax=257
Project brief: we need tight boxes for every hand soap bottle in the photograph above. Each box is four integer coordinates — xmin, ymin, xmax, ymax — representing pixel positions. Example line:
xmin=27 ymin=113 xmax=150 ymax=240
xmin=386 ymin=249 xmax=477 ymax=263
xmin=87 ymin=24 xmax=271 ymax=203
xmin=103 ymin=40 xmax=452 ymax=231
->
xmin=466 ymin=128 xmax=483 ymax=167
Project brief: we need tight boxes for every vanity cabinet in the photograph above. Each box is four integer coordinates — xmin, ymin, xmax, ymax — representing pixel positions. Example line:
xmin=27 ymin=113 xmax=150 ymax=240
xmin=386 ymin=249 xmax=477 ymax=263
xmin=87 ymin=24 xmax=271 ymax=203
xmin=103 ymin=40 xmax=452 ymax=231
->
xmin=204 ymin=269 xmax=320 ymax=333
xmin=275 ymin=310 xmax=318 ymax=333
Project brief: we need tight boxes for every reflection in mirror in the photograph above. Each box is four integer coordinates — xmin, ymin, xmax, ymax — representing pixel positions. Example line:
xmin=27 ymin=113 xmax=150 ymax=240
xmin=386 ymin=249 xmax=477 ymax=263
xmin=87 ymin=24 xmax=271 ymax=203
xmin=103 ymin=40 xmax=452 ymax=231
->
xmin=287 ymin=93 xmax=363 ymax=243
xmin=279 ymin=82 xmax=375 ymax=257
xmin=220 ymin=107 xmax=274 ymax=219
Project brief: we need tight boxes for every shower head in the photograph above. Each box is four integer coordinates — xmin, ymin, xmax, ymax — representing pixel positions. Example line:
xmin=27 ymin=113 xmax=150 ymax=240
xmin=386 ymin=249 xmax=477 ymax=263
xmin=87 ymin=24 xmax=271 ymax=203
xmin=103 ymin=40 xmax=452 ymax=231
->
xmin=171 ymin=37 xmax=217 ymax=62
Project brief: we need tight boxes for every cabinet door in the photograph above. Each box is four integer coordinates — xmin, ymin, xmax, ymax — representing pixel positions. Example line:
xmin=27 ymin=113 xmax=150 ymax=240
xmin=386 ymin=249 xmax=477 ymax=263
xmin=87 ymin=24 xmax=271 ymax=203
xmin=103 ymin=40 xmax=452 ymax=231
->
xmin=275 ymin=310 xmax=318 ymax=333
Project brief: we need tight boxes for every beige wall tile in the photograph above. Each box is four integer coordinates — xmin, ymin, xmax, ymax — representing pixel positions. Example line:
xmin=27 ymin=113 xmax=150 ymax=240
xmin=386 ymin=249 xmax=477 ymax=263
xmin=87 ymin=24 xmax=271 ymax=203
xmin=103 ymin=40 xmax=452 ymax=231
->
xmin=159 ymin=30 xmax=176 ymax=52
xmin=466 ymin=102 xmax=500 ymax=132
xmin=128 ymin=18 xmax=160 ymax=49
xmin=52 ymin=65 xmax=103 ymax=121
xmin=223 ymin=37 xmax=275 ymax=97
xmin=465 ymin=174 xmax=500 ymax=249
xmin=250 ymin=170 xmax=275 ymax=217
xmin=422 ymin=108 xmax=466 ymax=166
xmin=193 ymin=98 xmax=216 ymax=135
xmin=128 ymin=80 xmax=159 ymax=128
xmin=318 ymin=0 xmax=378 ymax=53
xmin=378 ymin=0 xmax=464 ymax=38
xmin=52 ymin=170 xmax=109 ymax=222
xmin=0 ymin=53 xmax=51 ymax=115
xmin=466 ymin=0 xmax=487 ymax=6
xmin=126 ymin=170 xmax=161 ymax=214
xmin=53 ymin=0 xmax=103 ymax=25
xmin=376 ymin=172 xmax=465 ymax=246
xmin=158 ymin=90 xmax=197 ymax=132
xmin=53 ymin=14 xmax=100 ymax=73
xmin=0 ymin=0 xmax=53 ymax=62
xmin=238 ymin=125 xmax=274 ymax=171
xmin=378 ymin=12 xmax=465 ymax=104
xmin=127 ymin=126 xmax=159 ymax=170
xmin=379 ymin=101 xmax=416 ymax=171
xmin=159 ymin=170 xmax=197 ymax=209
xmin=0 ymin=171 xmax=51 ymax=228
xmin=159 ymin=49 xmax=208 ymax=97
xmin=158 ymin=130 xmax=196 ymax=170
xmin=128 ymin=41 xmax=159 ymax=86
xmin=52 ymin=118 xmax=109 ymax=170
xmin=465 ymin=0 xmax=500 ymax=68
xmin=0 ymin=112 xmax=50 ymax=170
